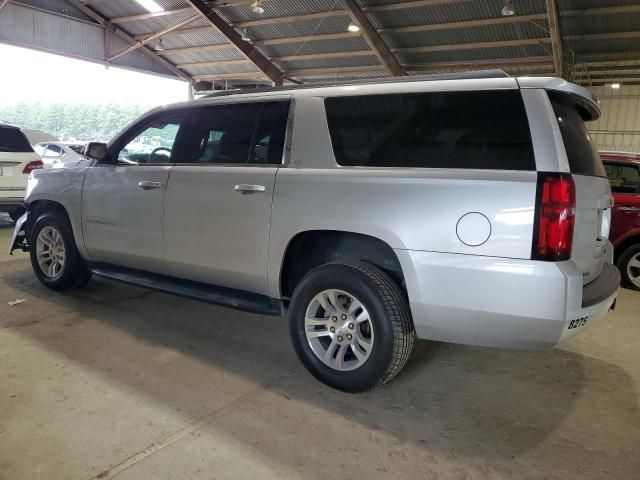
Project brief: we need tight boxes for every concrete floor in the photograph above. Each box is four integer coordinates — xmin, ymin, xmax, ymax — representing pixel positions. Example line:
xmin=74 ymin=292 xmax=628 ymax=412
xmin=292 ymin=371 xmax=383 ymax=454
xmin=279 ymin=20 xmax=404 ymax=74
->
xmin=1 ymin=218 xmax=639 ymax=480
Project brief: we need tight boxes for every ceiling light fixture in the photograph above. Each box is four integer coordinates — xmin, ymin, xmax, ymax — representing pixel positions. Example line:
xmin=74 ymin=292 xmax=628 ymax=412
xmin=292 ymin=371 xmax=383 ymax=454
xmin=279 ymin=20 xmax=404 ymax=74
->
xmin=241 ymin=28 xmax=251 ymax=42
xmin=134 ymin=0 xmax=164 ymax=14
xmin=155 ymin=38 xmax=164 ymax=51
xmin=501 ymin=0 xmax=515 ymax=16
xmin=250 ymin=0 xmax=265 ymax=14
xmin=610 ymin=83 xmax=621 ymax=89
xmin=347 ymin=22 xmax=361 ymax=33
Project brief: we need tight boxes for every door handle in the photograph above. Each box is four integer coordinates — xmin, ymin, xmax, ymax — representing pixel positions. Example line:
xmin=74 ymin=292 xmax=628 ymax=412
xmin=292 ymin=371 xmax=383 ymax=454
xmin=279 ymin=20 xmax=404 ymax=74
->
xmin=138 ymin=181 xmax=162 ymax=190
xmin=234 ymin=184 xmax=266 ymax=194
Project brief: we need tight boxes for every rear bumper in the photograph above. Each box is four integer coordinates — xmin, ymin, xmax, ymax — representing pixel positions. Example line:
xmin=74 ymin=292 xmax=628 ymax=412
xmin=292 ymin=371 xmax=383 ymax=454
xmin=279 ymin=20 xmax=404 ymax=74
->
xmin=0 ymin=197 xmax=24 ymax=213
xmin=397 ymin=249 xmax=620 ymax=350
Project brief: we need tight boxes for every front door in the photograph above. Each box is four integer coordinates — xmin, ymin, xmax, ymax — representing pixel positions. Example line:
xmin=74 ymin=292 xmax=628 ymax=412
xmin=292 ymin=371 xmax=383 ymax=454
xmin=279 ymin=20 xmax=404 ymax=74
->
xmin=163 ymin=100 xmax=290 ymax=295
xmin=82 ymin=114 xmax=182 ymax=272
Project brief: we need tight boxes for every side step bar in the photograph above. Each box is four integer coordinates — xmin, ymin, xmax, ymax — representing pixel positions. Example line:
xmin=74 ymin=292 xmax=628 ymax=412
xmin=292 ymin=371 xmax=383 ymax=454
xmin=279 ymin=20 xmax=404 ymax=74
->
xmin=90 ymin=263 xmax=283 ymax=317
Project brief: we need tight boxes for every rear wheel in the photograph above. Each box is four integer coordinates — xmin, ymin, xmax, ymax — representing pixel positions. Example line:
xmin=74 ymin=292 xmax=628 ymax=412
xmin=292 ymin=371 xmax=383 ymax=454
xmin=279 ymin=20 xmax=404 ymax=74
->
xmin=617 ymin=243 xmax=640 ymax=291
xmin=29 ymin=210 xmax=92 ymax=291
xmin=289 ymin=260 xmax=415 ymax=393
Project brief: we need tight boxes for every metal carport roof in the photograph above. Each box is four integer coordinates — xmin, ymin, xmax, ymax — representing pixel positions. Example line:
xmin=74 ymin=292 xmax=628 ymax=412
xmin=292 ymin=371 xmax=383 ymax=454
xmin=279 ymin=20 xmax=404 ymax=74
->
xmin=1 ymin=0 xmax=639 ymax=90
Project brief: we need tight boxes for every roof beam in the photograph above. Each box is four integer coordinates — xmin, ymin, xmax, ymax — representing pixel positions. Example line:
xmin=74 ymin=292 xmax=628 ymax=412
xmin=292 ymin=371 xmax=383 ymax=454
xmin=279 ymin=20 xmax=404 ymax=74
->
xmin=65 ymin=0 xmax=191 ymax=81
xmin=573 ymin=69 xmax=640 ymax=77
xmin=393 ymin=37 xmax=552 ymax=54
xmin=406 ymin=56 xmax=554 ymax=70
xmin=232 ymin=10 xmax=347 ymax=28
xmin=253 ymin=32 xmax=360 ymax=46
xmin=362 ymin=0 xmax=470 ymax=12
xmin=184 ymin=0 xmax=284 ymax=85
xmin=274 ymin=50 xmax=377 ymax=62
xmin=177 ymin=59 xmax=250 ymax=69
xmin=107 ymin=15 xmax=199 ymax=61
xmin=562 ymin=5 xmax=640 ymax=17
xmin=193 ymin=72 xmax=269 ymax=81
xmin=576 ymin=78 xmax=640 ymax=84
xmin=566 ymin=31 xmax=640 ymax=42
xmin=135 ymin=25 xmax=215 ymax=41
xmin=158 ymin=43 xmax=235 ymax=56
xmin=340 ymin=0 xmax=403 ymax=76
xmin=111 ymin=7 xmax=194 ymax=24
xmin=379 ymin=13 xmax=548 ymax=34
xmin=545 ymin=0 xmax=563 ymax=76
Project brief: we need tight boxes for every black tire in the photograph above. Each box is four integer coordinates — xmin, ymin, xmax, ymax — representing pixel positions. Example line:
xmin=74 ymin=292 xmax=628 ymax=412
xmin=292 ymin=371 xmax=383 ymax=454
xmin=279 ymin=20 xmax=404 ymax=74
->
xmin=617 ymin=243 xmax=640 ymax=291
xmin=29 ymin=210 xmax=92 ymax=291
xmin=289 ymin=260 xmax=415 ymax=393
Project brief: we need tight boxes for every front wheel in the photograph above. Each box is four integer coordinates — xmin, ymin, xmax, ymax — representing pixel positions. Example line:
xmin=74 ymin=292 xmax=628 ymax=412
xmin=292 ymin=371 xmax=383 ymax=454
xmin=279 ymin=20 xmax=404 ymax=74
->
xmin=289 ymin=260 xmax=415 ymax=393
xmin=29 ymin=210 xmax=92 ymax=291
xmin=617 ymin=243 xmax=640 ymax=291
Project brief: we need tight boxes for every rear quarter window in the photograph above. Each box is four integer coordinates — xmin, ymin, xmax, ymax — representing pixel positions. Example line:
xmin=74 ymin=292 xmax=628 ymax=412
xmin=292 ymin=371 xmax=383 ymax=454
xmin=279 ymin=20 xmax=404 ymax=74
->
xmin=604 ymin=162 xmax=640 ymax=194
xmin=324 ymin=90 xmax=535 ymax=170
xmin=0 ymin=127 xmax=34 ymax=153
xmin=550 ymin=95 xmax=606 ymax=177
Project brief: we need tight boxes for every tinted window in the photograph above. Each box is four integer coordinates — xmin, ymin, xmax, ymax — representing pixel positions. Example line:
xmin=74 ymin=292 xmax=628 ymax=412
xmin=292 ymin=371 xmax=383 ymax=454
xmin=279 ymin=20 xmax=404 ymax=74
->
xmin=250 ymin=102 xmax=290 ymax=165
xmin=0 ymin=127 xmax=34 ymax=153
xmin=324 ymin=90 xmax=534 ymax=170
xmin=550 ymin=96 xmax=606 ymax=177
xmin=179 ymin=101 xmax=289 ymax=165
xmin=604 ymin=163 xmax=640 ymax=194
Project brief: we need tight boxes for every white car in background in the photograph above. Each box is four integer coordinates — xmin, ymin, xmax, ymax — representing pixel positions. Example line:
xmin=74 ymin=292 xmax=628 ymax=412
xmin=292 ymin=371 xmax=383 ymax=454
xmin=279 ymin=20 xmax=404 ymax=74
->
xmin=0 ymin=122 xmax=43 ymax=214
xmin=34 ymin=141 xmax=86 ymax=167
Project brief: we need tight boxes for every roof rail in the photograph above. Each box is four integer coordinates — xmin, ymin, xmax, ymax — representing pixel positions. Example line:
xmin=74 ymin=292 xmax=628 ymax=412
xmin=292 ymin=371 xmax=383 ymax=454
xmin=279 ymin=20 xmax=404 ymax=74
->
xmin=203 ymin=69 xmax=510 ymax=98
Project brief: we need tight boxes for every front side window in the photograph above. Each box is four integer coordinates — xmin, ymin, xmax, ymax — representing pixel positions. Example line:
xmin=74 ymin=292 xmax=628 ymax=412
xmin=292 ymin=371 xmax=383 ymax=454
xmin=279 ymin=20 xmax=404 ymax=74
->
xmin=179 ymin=101 xmax=290 ymax=165
xmin=324 ymin=90 xmax=535 ymax=170
xmin=604 ymin=163 xmax=640 ymax=194
xmin=117 ymin=120 xmax=181 ymax=165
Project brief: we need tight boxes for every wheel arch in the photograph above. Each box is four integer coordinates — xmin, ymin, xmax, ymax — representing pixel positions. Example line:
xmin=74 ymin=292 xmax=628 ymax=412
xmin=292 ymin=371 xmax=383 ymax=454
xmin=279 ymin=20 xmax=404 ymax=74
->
xmin=613 ymin=231 xmax=640 ymax=263
xmin=278 ymin=230 xmax=406 ymax=303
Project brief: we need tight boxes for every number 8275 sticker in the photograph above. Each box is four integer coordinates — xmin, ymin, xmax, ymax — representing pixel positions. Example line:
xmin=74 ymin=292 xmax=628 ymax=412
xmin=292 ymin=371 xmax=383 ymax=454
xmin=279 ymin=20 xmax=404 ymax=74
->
xmin=568 ymin=317 xmax=589 ymax=330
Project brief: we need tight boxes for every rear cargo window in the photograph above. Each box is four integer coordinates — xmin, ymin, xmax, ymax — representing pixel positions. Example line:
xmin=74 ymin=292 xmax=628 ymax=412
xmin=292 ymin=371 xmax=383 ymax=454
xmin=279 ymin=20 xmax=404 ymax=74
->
xmin=0 ymin=127 xmax=34 ymax=153
xmin=550 ymin=97 xmax=606 ymax=177
xmin=604 ymin=162 xmax=640 ymax=194
xmin=324 ymin=90 xmax=535 ymax=170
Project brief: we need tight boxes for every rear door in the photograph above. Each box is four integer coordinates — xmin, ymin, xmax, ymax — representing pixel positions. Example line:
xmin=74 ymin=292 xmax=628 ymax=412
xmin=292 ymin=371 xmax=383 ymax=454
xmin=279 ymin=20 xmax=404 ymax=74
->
xmin=549 ymin=95 xmax=612 ymax=284
xmin=163 ymin=99 xmax=290 ymax=295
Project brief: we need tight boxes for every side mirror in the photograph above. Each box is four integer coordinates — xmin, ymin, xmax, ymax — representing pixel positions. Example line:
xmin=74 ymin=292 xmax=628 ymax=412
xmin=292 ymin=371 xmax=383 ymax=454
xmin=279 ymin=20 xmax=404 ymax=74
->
xmin=84 ymin=142 xmax=108 ymax=161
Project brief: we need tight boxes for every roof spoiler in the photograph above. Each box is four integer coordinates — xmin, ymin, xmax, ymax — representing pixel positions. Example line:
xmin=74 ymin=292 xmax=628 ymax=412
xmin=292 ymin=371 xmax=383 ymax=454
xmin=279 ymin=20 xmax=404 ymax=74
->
xmin=517 ymin=77 xmax=601 ymax=121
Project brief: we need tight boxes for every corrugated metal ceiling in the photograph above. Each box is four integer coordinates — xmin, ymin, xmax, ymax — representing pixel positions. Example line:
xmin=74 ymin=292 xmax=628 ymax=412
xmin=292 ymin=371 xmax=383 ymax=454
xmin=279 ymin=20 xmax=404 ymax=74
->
xmin=8 ymin=0 xmax=640 ymax=86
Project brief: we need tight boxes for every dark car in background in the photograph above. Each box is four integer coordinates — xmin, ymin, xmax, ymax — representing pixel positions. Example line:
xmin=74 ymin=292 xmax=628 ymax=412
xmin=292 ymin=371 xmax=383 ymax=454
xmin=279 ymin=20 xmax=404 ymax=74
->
xmin=601 ymin=151 xmax=640 ymax=291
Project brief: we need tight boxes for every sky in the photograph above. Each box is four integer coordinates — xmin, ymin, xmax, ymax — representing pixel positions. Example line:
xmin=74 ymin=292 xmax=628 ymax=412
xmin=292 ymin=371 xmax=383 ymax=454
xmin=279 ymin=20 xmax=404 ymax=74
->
xmin=0 ymin=43 xmax=189 ymax=107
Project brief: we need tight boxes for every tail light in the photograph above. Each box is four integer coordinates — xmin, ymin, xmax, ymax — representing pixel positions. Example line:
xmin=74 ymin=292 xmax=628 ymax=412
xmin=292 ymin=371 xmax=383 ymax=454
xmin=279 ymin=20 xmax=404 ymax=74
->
xmin=22 ymin=160 xmax=44 ymax=174
xmin=532 ymin=173 xmax=576 ymax=261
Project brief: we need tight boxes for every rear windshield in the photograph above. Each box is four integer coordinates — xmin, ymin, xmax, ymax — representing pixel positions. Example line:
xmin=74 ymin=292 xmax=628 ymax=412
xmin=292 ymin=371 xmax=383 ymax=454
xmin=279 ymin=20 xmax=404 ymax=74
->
xmin=550 ymin=96 xmax=606 ymax=177
xmin=0 ymin=127 xmax=34 ymax=153
xmin=324 ymin=90 xmax=535 ymax=170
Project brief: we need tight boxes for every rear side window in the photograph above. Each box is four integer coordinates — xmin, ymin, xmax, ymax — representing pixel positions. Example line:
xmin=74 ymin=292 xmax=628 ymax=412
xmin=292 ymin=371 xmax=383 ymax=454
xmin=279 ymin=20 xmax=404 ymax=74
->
xmin=324 ymin=90 xmax=535 ymax=170
xmin=604 ymin=163 xmax=640 ymax=194
xmin=550 ymin=96 xmax=606 ymax=177
xmin=179 ymin=101 xmax=289 ymax=165
xmin=0 ymin=127 xmax=34 ymax=153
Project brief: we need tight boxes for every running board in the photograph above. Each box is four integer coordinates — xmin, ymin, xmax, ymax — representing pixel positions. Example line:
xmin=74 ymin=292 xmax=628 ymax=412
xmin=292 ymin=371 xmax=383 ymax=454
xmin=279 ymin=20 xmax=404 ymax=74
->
xmin=90 ymin=264 xmax=283 ymax=317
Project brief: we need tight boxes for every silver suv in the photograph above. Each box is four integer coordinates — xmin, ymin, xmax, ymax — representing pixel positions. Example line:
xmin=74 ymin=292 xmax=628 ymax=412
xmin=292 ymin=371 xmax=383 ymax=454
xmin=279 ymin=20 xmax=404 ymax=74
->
xmin=10 ymin=71 xmax=620 ymax=392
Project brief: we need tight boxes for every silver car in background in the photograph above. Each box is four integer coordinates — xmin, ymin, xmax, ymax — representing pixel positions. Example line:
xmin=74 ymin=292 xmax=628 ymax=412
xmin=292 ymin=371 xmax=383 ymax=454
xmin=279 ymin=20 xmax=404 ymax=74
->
xmin=10 ymin=71 xmax=620 ymax=392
